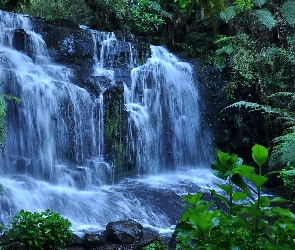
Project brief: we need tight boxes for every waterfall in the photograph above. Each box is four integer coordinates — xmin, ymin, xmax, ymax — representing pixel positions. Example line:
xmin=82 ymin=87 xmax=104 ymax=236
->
xmin=125 ymin=46 xmax=211 ymax=175
xmin=0 ymin=10 xmax=215 ymax=233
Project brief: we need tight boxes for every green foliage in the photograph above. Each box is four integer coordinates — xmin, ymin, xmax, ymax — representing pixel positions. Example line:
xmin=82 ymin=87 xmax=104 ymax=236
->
xmin=234 ymin=0 xmax=254 ymax=13
xmin=281 ymin=1 xmax=295 ymax=27
xmin=220 ymin=6 xmax=237 ymax=23
xmin=222 ymin=95 xmax=295 ymax=173
xmin=0 ymin=93 xmax=21 ymax=146
xmin=214 ymin=34 xmax=256 ymax=87
xmin=176 ymin=145 xmax=295 ymax=249
xmin=143 ymin=240 xmax=168 ymax=250
xmin=8 ymin=209 xmax=73 ymax=249
xmin=269 ymin=126 xmax=295 ymax=168
xmin=253 ymin=9 xmax=276 ymax=30
xmin=252 ymin=0 xmax=266 ymax=7
xmin=18 ymin=0 xmax=92 ymax=24
xmin=279 ymin=163 xmax=295 ymax=198
xmin=129 ymin=0 xmax=172 ymax=33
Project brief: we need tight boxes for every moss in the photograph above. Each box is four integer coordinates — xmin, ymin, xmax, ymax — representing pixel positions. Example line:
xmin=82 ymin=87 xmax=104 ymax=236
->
xmin=103 ymin=84 xmax=136 ymax=182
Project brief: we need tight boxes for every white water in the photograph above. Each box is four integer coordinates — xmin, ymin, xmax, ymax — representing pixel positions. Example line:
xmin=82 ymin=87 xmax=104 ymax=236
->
xmin=0 ymin=10 xmax=216 ymax=234
xmin=125 ymin=46 xmax=212 ymax=175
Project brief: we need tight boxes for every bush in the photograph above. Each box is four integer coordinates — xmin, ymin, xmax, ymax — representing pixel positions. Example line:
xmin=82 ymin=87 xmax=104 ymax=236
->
xmin=143 ymin=240 xmax=167 ymax=250
xmin=176 ymin=144 xmax=295 ymax=249
xmin=8 ymin=209 xmax=73 ymax=249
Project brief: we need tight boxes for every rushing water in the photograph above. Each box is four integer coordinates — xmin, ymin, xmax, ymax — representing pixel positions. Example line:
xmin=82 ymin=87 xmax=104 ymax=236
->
xmin=0 ymin=10 xmax=217 ymax=233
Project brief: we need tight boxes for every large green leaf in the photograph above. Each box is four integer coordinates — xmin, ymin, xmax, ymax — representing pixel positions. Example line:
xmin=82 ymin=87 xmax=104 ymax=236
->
xmin=260 ymin=196 xmax=270 ymax=207
xmin=272 ymin=207 xmax=295 ymax=219
xmin=241 ymin=172 xmax=268 ymax=188
xmin=211 ymin=159 xmax=230 ymax=180
xmin=190 ymin=214 xmax=211 ymax=231
xmin=232 ymin=165 xmax=255 ymax=174
xmin=270 ymin=197 xmax=292 ymax=203
xmin=230 ymin=174 xmax=252 ymax=198
xmin=181 ymin=193 xmax=203 ymax=206
xmin=232 ymin=192 xmax=247 ymax=201
xmin=211 ymin=151 xmax=238 ymax=180
xmin=218 ymin=151 xmax=238 ymax=168
xmin=211 ymin=189 xmax=229 ymax=204
xmin=252 ymin=144 xmax=268 ymax=167
xmin=216 ymin=184 xmax=233 ymax=196
xmin=242 ymin=206 xmax=263 ymax=216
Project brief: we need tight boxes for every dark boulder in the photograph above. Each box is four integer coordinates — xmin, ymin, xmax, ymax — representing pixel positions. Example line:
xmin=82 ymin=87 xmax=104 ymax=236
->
xmin=136 ymin=228 xmax=161 ymax=249
xmin=82 ymin=232 xmax=108 ymax=248
xmin=1 ymin=242 xmax=26 ymax=250
xmin=106 ymin=220 xmax=143 ymax=244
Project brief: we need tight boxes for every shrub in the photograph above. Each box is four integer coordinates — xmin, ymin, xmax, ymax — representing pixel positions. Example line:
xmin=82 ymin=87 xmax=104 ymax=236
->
xmin=143 ymin=240 xmax=167 ymax=250
xmin=176 ymin=144 xmax=295 ymax=249
xmin=8 ymin=209 xmax=73 ymax=249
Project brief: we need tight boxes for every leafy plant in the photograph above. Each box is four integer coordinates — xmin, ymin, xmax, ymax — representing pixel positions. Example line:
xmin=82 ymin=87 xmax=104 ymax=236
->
xmin=7 ymin=209 xmax=73 ymax=249
xmin=0 ymin=93 xmax=21 ymax=146
xmin=129 ymin=0 xmax=172 ymax=33
xmin=143 ymin=240 xmax=168 ymax=250
xmin=279 ymin=162 xmax=295 ymax=198
xmin=176 ymin=144 xmax=295 ymax=249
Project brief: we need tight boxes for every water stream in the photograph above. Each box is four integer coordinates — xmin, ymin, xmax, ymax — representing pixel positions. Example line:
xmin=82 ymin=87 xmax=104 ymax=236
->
xmin=0 ymin=10 xmax=217 ymax=234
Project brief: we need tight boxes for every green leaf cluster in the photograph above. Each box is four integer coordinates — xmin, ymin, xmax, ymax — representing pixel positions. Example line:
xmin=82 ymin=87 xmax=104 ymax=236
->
xmin=176 ymin=144 xmax=295 ymax=249
xmin=143 ymin=240 xmax=168 ymax=250
xmin=6 ymin=209 xmax=73 ymax=249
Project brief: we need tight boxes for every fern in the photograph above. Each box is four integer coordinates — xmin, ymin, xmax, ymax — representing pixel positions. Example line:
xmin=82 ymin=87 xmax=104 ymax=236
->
xmin=222 ymin=100 xmax=295 ymax=170
xmin=221 ymin=101 xmax=291 ymax=117
xmin=220 ymin=6 xmax=237 ymax=23
xmin=281 ymin=1 xmax=295 ymax=27
xmin=267 ymin=92 xmax=295 ymax=100
xmin=253 ymin=9 xmax=276 ymax=30
xmin=252 ymin=0 xmax=267 ymax=7
xmin=269 ymin=126 xmax=295 ymax=167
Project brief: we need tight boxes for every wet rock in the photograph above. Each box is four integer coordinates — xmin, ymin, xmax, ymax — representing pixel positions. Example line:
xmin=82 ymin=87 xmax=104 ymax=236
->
xmin=82 ymin=232 xmax=108 ymax=248
xmin=72 ymin=233 xmax=84 ymax=245
xmin=106 ymin=220 xmax=143 ymax=244
xmin=1 ymin=242 xmax=26 ymax=250
xmin=136 ymin=228 xmax=161 ymax=249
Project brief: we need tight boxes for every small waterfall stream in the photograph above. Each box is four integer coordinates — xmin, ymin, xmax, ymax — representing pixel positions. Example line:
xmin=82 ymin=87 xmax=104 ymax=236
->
xmin=0 ymin=10 xmax=217 ymax=234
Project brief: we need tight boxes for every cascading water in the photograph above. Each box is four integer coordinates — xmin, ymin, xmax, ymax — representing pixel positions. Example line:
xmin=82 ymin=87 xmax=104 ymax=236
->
xmin=125 ymin=46 xmax=211 ymax=175
xmin=0 ymin=10 xmax=218 ymax=234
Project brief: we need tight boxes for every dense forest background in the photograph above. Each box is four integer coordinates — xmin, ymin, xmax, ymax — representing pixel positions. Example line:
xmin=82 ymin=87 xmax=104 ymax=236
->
xmin=0 ymin=0 xmax=295 ymax=196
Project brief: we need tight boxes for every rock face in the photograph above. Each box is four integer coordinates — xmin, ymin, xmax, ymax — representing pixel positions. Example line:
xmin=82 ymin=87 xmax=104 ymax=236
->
xmin=23 ymin=18 xmax=151 ymax=183
xmin=3 ymin=11 xmax=236 ymax=182
xmin=82 ymin=233 xmax=108 ymax=248
xmin=106 ymin=220 xmax=143 ymax=244
xmin=62 ymin=220 xmax=161 ymax=250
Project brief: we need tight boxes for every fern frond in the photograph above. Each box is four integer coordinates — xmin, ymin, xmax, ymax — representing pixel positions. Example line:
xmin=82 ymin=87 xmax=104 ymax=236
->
xmin=221 ymin=101 xmax=292 ymax=118
xmin=267 ymin=92 xmax=295 ymax=100
xmin=269 ymin=126 xmax=295 ymax=167
xmin=253 ymin=9 xmax=276 ymax=30
xmin=281 ymin=1 xmax=295 ymax=27
xmin=220 ymin=6 xmax=237 ymax=23
xmin=252 ymin=0 xmax=267 ymax=7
